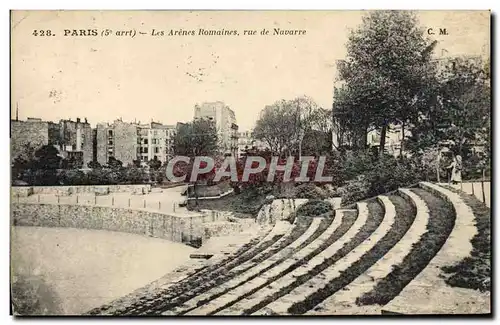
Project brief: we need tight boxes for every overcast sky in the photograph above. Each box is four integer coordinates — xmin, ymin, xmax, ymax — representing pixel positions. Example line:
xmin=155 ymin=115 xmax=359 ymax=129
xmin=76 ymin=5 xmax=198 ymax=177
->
xmin=11 ymin=10 xmax=489 ymax=131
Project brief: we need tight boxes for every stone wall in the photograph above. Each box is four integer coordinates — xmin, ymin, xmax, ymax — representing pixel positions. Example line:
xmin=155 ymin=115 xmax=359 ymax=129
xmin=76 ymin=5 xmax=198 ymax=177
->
xmin=11 ymin=203 xmax=205 ymax=245
xmin=11 ymin=184 xmax=151 ymax=196
xmin=11 ymin=120 xmax=49 ymax=161
xmin=188 ymin=181 xmax=232 ymax=198
xmin=256 ymin=198 xmax=309 ymax=224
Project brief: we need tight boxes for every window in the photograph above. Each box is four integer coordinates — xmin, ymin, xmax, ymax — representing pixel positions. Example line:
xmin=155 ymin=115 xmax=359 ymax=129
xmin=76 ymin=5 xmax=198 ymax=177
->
xmin=144 ymin=139 xmax=148 ymax=145
xmin=155 ymin=147 xmax=159 ymax=153
xmin=108 ymin=130 xmax=113 ymax=136
xmin=108 ymin=140 xmax=113 ymax=145
xmin=144 ymin=147 xmax=148 ymax=154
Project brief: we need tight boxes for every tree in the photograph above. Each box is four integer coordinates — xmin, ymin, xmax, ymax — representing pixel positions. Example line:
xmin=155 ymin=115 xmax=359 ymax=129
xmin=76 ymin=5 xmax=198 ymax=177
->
xmin=148 ymin=156 xmax=163 ymax=184
xmin=32 ymin=145 xmax=62 ymax=170
xmin=11 ymin=142 xmax=37 ymax=181
xmin=173 ymin=119 xmax=218 ymax=157
xmin=148 ymin=156 xmax=162 ymax=170
xmin=407 ymin=56 xmax=490 ymax=175
xmin=253 ymin=96 xmax=324 ymax=157
xmin=106 ymin=157 xmax=123 ymax=170
xmin=87 ymin=160 xmax=102 ymax=169
xmin=173 ymin=119 xmax=219 ymax=206
xmin=333 ymin=11 xmax=438 ymax=156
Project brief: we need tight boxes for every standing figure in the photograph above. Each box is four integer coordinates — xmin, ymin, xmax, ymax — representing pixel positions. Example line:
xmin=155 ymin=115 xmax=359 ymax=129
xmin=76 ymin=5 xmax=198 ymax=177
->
xmin=448 ymin=154 xmax=462 ymax=184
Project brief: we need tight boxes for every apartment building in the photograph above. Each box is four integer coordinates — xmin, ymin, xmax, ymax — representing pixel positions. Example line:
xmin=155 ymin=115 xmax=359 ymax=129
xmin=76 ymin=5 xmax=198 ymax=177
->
xmin=96 ymin=119 xmax=176 ymax=166
xmin=237 ymin=130 xmax=268 ymax=157
xmin=194 ymin=101 xmax=239 ymax=156
xmin=137 ymin=122 xmax=177 ymax=164
xmin=11 ymin=117 xmax=93 ymax=168
xmin=11 ymin=118 xmax=50 ymax=161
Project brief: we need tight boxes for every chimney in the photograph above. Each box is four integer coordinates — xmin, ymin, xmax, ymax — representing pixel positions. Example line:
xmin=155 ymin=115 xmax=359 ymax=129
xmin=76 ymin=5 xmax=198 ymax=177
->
xmin=16 ymin=103 xmax=19 ymax=121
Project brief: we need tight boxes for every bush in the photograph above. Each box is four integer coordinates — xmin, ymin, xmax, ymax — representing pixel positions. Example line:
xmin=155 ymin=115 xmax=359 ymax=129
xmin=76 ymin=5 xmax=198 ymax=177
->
xmin=338 ymin=175 xmax=371 ymax=206
xmin=295 ymin=200 xmax=333 ymax=218
xmin=293 ymin=183 xmax=328 ymax=199
xmin=338 ymin=152 xmax=424 ymax=205
xmin=58 ymin=169 xmax=88 ymax=185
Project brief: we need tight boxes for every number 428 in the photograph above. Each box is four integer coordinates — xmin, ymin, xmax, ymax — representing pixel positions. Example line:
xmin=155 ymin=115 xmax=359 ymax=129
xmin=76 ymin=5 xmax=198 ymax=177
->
xmin=32 ymin=30 xmax=54 ymax=36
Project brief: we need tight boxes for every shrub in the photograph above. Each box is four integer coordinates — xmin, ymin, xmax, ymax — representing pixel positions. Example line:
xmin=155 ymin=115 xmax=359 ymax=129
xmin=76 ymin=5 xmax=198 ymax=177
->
xmin=295 ymin=200 xmax=333 ymax=218
xmin=338 ymin=153 xmax=424 ymax=205
xmin=58 ymin=169 xmax=88 ymax=185
xmin=338 ymin=175 xmax=371 ymax=206
xmin=294 ymin=183 xmax=328 ymax=199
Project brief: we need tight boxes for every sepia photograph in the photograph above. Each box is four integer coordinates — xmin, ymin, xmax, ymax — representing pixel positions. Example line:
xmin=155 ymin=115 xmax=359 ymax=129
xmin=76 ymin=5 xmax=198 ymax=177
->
xmin=9 ymin=9 xmax=491 ymax=316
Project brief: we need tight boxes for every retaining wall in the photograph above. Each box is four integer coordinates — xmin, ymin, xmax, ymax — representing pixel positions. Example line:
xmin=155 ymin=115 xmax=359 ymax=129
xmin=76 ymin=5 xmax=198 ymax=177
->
xmin=11 ymin=184 xmax=152 ymax=197
xmin=11 ymin=202 xmax=204 ymax=246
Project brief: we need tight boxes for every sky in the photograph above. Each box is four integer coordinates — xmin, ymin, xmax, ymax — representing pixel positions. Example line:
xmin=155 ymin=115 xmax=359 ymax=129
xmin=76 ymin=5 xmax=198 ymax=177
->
xmin=11 ymin=10 xmax=490 ymax=131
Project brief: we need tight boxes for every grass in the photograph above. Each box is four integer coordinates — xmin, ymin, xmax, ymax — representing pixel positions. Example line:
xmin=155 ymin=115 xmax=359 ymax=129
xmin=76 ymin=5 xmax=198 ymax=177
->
xmin=197 ymin=211 xmax=358 ymax=315
xmin=241 ymin=200 xmax=384 ymax=315
xmin=289 ymin=194 xmax=416 ymax=314
xmin=186 ymin=189 xmax=273 ymax=216
xmin=440 ymin=186 xmax=490 ymax=292
xmin=181 ymin=216 xmax=336 ymax=314
xmin=154 ymin=216 xmax=335 ymax=315
xmin=356 ymin=187 xmax=455 ymax=306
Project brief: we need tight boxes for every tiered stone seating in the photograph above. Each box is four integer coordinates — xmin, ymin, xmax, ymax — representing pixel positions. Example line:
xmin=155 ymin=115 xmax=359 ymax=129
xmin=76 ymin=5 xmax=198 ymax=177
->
xmin=381 ymin=182 xmax=487 ymax=314
xmin=87 ymin=182 xmax=490 ymax=316
xmin=162 ymin=217 xmax=325 ymax=315
xmin=252 ymin=196 xmax=396 ymax=315
xmin=306 ymin=189 xmax=430 ymax=315
xmin=202 ymin=203 xmax=370 ymax=315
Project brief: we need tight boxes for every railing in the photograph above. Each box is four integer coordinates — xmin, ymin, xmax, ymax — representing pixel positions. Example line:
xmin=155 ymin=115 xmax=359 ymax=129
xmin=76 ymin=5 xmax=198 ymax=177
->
xmin=12 ymin=193 xmax=188 ymax=215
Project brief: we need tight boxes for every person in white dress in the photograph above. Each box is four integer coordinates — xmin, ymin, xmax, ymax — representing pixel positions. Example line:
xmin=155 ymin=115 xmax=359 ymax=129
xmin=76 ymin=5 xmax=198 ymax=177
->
xmin=447 ymin=154 xmax=462 ymax=184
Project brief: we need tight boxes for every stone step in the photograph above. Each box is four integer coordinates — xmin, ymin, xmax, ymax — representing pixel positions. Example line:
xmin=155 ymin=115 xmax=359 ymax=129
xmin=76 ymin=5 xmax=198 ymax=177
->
xmin=382 ymin=182 xmax=488 ymax=315
xmin=251 ymin=196 xmax=395 ymax=315
xmin=209 ymin=203 xmax=368 ymax=316
xmin=176 ymin=217 xmax=325 ymax=315
xmin=306 ymin=189 xmax=430 ymax=315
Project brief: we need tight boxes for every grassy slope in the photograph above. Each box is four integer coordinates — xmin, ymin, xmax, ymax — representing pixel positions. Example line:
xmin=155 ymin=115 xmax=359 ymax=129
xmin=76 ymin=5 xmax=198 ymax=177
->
xmin=290 ymin=194 xmax=416 ymax=314
xmin=440 ymin=186 xmax=491 ymax=292
xmin=243 ymin=200 xmax=384 ymax=315
xmin=357 ymin=187 xmax=455 ymax=306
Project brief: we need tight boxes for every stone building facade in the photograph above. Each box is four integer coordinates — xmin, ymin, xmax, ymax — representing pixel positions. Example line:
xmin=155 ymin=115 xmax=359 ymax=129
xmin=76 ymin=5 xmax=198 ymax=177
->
xmin=11 ymin=118 xmax=50 ymax=161
xmin=96 ymin=119 xmax=177 ymax=167
xmin=194 ymin=101 xmax=239 ymax=156
xmin=11 ymin=117 xmax=93 ymax=167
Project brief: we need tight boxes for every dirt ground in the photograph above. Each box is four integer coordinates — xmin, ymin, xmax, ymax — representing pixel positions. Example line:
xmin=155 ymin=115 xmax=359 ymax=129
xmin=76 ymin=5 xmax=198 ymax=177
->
xmin=10 ymin=226 xmax=196 ymax=315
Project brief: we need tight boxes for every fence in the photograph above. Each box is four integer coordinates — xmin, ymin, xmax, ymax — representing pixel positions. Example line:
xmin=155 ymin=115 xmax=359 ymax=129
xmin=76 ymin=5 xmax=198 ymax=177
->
xmin=12 ymin=192 xmax=185 ymax=214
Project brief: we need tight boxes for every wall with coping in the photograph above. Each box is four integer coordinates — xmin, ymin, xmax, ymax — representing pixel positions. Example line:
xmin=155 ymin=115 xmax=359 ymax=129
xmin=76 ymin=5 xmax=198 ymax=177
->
xmin=11 ymin=184 xmax=152 ymax=197
xmin=11 ymin=202 xmax=204 ymax=246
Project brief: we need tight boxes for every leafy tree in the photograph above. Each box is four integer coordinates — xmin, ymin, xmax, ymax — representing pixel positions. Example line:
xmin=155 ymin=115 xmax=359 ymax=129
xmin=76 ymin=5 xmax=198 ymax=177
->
xmin=87 ymin=160 xmax=102 ymax=169
xmin=173 ymin=119 xmax=218 ymax=157
xmin=407 ymin=56 xmax=490 ymax=176
xmin=32 ymin=145 xmax=61 ymax=170
xmin=11 ymin=142 xmax=37 ymax=181
xmin=61 ymin=156 xmax=81 ymax=169
xmin=148 ymin=156 xmax=162 ymax=170
xmin=106 ymin=157 xmax=123 ymax=170
xmin=173 ymin=119 xmax=219 ymax=206
xmin=253 ymin=96 xmax=325 ymax=157
xmin=334 ymin=11 xmax=438 ymax=156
